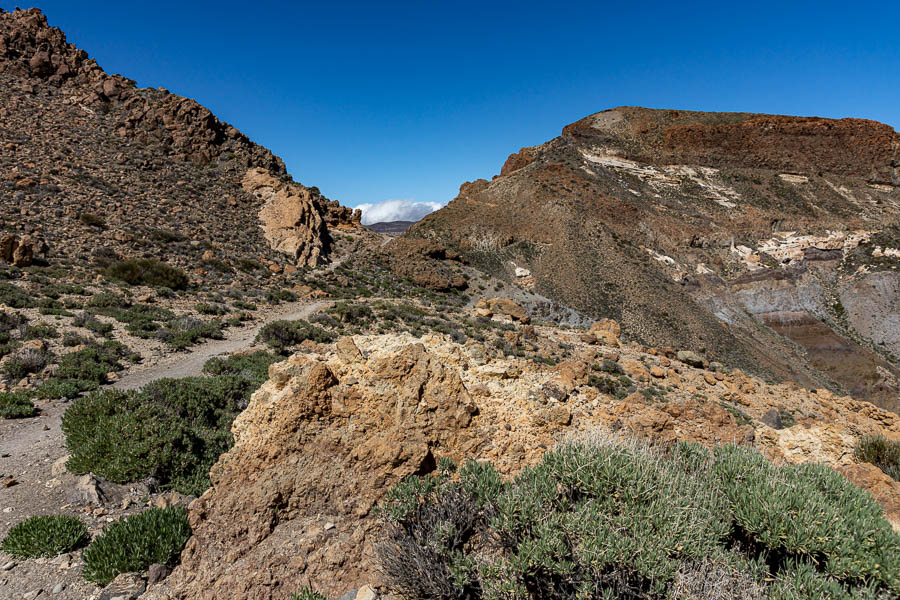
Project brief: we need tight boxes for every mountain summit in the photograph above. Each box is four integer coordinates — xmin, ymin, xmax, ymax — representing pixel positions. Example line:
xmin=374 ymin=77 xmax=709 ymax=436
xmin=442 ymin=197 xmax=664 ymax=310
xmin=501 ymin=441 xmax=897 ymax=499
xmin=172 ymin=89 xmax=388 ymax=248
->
xmin=0 ymin=7 xmax=360 ymax=275
xmin=409 ymin=106 xmax=900 ymax=409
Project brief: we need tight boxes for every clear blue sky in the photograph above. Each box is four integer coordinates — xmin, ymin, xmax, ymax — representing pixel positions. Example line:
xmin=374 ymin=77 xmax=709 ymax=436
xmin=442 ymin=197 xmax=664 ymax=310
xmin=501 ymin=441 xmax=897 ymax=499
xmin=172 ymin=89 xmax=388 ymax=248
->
xmin=5 ymin=1 xmax=899 ymax=213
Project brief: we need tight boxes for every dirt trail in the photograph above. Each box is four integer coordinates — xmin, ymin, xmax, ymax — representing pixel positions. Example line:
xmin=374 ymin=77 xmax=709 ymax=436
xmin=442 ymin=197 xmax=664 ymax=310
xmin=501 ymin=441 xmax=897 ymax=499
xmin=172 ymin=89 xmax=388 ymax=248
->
xmin=113 ymin=300 xmax=329 ymax=390
xmin=0 ymin=299 xmax=329 ymax=598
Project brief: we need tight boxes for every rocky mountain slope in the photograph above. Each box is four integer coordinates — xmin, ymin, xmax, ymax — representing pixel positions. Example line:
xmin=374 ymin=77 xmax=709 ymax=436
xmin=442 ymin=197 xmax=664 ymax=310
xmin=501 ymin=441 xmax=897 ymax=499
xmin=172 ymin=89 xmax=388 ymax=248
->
xmin=0 ymin=7 xmax=360 ymax=278
xmin=408 ymin=106 xmax=900 ymax=411
xmin=147 ymin=315 xmax=900 ymax=599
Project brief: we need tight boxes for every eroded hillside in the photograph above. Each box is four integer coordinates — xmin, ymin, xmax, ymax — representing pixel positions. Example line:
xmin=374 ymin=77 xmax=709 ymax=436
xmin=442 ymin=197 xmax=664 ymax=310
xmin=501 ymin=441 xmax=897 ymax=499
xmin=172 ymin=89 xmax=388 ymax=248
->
xmin=408 ymin=107 xmax=900 ymax=410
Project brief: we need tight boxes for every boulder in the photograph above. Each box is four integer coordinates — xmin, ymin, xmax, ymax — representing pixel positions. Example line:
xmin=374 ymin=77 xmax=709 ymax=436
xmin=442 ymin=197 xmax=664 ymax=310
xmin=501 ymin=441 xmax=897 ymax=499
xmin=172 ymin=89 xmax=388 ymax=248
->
xmin=676 ymin=350 xmax=706 ymax=368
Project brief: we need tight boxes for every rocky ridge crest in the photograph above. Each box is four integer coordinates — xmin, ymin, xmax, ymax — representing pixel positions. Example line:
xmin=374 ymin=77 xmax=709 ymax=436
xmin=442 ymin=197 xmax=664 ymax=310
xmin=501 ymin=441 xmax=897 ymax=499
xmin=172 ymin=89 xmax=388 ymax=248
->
xmin=0 ymin=8 xmax=360 ymax=274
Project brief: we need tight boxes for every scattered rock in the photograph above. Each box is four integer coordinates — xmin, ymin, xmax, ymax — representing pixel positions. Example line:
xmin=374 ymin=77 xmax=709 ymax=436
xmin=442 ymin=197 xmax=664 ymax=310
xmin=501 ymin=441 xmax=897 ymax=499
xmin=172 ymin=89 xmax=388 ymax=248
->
xmin=99 ymin=573 xmax=146 ymax=600
xmin=676 ymin=350 xmax=706 ymax=368
xmin=355 ymin=585 xmax=378 ymax=600
xmin=50 ymin=456 xmax=69 ymax=478
xmin=761 ymin=409 xmax=783 ymax=430
xmin=147 ymin=564 xmax=172 ymax=586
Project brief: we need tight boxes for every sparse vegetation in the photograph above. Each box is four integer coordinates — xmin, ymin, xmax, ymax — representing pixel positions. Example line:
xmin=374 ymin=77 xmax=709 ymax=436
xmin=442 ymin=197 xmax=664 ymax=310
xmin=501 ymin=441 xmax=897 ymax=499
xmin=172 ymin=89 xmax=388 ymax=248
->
xmin=103 ymin=258 xmax=189 ymax=290
xmin=855 ymin=434 xmax=900 ymax=481
xmin=256 ymin=319 xmax=335 ymax=352
xmin=291 ymin=588 xmax=329 ymax=600
xmin=82 ymin=506 xmax=191 ymax=585
xmin=378 ymin=433 xmax=899 ymax=599
xmin=2 ymin=347 xmax=52 ymax=379
xmin=1 ymin=515 xmax=89 ymax=558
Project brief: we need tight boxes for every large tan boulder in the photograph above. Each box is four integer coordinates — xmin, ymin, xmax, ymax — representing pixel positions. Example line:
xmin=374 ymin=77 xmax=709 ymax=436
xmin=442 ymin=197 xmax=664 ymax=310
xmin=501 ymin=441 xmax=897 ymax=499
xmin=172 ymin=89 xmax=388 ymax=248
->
xmin=476 ymin=297 xmax=530 ymax=323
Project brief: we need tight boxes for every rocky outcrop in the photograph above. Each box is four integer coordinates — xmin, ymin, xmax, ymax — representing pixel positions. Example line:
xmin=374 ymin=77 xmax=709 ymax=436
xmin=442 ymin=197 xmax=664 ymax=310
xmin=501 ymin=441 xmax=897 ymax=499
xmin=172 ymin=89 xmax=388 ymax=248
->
xmin=148 ymin=339 xmax=480 ymax=600
xmin=242 ymin=168 xmax=361 ymax=267
xmin=150 ymin=326 xmax=900 ymax=599
xmin=0 ymin=233 xmax=45 ymax=266
xmin=0 ymin=8 xmax=283 ymax=171
xmin=383 ymin=237 xmax=467 ymax=290
xmin=0 ymin=8 xmax=361 ymax=274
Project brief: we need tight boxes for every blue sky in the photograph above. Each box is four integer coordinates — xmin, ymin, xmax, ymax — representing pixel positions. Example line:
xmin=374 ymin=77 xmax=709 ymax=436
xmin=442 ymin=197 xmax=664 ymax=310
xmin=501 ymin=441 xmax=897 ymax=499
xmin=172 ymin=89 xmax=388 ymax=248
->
xmin=5 ymin=1 xmax=899 ymax=219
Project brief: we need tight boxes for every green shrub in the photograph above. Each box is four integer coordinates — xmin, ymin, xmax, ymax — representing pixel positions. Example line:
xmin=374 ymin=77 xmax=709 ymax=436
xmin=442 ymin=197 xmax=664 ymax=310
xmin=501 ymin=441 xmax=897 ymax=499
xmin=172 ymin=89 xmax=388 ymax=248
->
xmin=0 ymin=282 xmax=35 ymax=308
xmin=202 ymin=350 xmax=278 ymax=386
xmin=291 ymin=587 xmax=328 ymax=600
xmin=78 ymin=212 xmax=106 ymax=229
xmin=103 ymin=259 xmax=188 ymax=290
xmin=157 ymin=317 xmax=223 ymax=350
xmin=195 ymin=302 xmax=229 ymax=316
xmin=61 ymin=331 xmax=92 ymax=347
xmin=1 ymin=515 xmax=88 ymax=558
xmin=855 ymin=434 xmax=900 ymax=481
xmin=62 ymin=375 xmax=255 ymax=495
xmin=87 ymin=303 xmax=175 ymax=338
xmin=87 ymin=292 xmax=129 ymax=309
xmin=22 ymin=322 xmax=59 ymax=340
xmin=0 ymin=391 xmax=36 ymax=418
xmin=256 ymin=319 xmax=335 ymax=352
xmin=73 ymin=313 xmax=115 ymax=337
xmin=55 ymin=341 xmax=134 ymax=386
xmin=82 ymin=506 xmax=190 ymax=585
xmin=2 ymin=347 xmax=52 ymax=379
xmin=265 ymin=288 xmax=297 ymax=304
xmin=377 ymin=433 xmax=900 ymax=600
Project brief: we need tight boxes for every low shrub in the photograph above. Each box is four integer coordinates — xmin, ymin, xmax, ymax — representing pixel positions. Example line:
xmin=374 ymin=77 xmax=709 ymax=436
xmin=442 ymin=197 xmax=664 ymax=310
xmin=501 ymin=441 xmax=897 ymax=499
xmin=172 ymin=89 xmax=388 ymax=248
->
xmin=22 ymin=322 xmax=59 ymax=340
xmin=0 ymin=391 xmax=36 ymax=418
xmin=55 ymin=341 xmax=134 ymax=386
xmin=855 ymin=434 xmax=900 ymax=481
xmin=61 ymin=331 xmax=92 ymax=347
xmin=82 ymin=506 xmax=191 ymax=585
xmin=157 ymin=317 xmax=223 ymax=350
xmin=0 ymin=282 xmax=35 ymax=308
xmin=202 ymin=350 xmax=278 ymax=386
xmin=73 ymin=313 xmax=114 ymax=337
xmin=256 ymin=319 xmax=335 ymax=352
xmin=2 ymin=347 xmax=52 ymax=379
xmin=78 ymin=212 xmax=106 ymax=229
xmin=87 ymin=292 xmax=130 ymax=309
xmin=291 ymin=587 xmax=328 ymax=600
xmin=88 ymin=303 xmax=175 ymax=338
xmin=1 ymin=515 xmax=88 ymax=558
xmin=377 ymin=433 xmax=900 ymax=600
xmin=0 ymin=309 xmax=27 ymax=332
xmin=265 ymin=288 xmax=297 ymax=304
xmin=195 ymin=302 xmax=229 ymax=316
xmin=103 ymin=259 xmax=188 ymax=290
xmin=63 ymin=375 xmax=256 ymax=495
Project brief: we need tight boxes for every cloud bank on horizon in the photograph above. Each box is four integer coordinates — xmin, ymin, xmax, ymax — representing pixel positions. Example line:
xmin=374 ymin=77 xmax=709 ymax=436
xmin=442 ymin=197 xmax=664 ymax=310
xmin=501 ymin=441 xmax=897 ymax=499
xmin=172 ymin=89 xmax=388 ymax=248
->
xmin=355 ymin=199 xmax=445 ymax=225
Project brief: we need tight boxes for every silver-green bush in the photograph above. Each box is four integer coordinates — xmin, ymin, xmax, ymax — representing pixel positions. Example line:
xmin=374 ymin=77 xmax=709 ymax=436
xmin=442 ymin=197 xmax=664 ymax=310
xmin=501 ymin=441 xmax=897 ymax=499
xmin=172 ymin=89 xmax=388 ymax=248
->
xmin=377 ymin=432 xmax=899 ymax=600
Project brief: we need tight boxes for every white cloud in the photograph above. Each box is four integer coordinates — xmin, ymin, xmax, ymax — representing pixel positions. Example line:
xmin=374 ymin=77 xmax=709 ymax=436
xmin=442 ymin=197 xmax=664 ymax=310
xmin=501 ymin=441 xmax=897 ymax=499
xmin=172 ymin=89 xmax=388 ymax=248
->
xmin=355 ymin=199 xmax=444 ymax=225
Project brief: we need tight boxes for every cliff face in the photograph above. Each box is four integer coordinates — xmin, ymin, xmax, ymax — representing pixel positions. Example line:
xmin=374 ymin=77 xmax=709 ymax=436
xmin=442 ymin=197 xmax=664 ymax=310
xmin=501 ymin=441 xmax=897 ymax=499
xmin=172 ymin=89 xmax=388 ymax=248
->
xmin=409 ymin=107 xmax=900 ymax=410
xmin=0 ymin=8 xmax=359 ymax=274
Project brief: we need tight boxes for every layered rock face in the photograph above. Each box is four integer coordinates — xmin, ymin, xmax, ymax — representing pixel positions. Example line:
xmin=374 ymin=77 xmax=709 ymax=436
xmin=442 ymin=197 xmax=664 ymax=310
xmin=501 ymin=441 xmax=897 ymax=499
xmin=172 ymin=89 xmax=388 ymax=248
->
xmin=409 ymin=106 xmax=900 ymax=410
xmin=150 ymin=323 xmax=900 ymax=599
xmin=0 ymin=8 xmax=358 ymax=273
